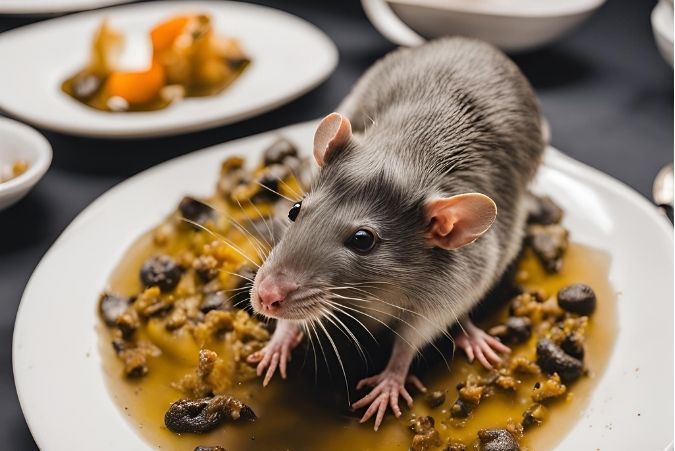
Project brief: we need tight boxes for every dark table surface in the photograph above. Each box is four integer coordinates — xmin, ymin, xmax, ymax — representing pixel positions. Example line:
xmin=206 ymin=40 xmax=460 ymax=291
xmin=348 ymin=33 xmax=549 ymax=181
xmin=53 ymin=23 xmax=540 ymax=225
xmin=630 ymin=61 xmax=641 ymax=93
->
xmin=0 ymin=0 xmax=672 ymax=448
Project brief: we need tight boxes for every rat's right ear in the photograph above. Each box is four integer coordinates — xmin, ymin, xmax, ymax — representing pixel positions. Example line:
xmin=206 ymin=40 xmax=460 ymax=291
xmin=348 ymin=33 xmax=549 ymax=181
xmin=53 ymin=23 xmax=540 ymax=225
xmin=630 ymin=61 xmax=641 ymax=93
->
xmin=313 ymin=112 xmax=352 ymax=167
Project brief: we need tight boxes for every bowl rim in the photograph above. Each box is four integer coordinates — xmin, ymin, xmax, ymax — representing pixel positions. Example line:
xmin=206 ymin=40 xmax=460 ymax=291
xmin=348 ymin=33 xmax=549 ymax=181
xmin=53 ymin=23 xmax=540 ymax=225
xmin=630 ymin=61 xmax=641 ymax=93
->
xmin=386 ymin=0 xmax=607 ymax=19
xmin=0 ymin=117 xmax=52 ymax=198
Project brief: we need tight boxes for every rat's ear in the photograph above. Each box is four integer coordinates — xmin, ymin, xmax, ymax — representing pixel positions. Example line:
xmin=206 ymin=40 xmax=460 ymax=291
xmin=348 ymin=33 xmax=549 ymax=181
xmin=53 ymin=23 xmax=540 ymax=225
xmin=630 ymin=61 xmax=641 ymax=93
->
xmin=423 ymin=193 xmax=497 ymax=250
xmin=313 ymin=112 xmax=352 ymax=167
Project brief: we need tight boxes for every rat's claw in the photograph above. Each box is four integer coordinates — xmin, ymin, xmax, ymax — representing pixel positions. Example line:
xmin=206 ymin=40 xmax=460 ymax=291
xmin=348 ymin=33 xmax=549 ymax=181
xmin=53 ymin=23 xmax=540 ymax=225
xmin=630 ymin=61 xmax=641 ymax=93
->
xmin=247 ymin=323 xmax=303 ymax=386
xmin=454 ymin=319 xmax=510 ymax=370
xmin=353 ymin=371 xmax=425 ymax=430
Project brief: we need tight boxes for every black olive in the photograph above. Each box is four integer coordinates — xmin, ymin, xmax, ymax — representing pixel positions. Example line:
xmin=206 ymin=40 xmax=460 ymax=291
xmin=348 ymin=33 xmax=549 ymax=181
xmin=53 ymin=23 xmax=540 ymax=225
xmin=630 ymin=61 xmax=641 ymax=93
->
xmin=99 ymin=293 xmax=130 ymax=326
xmin=164 ymin=395 xmax=256 ymax=434
xmin=535 ymin=338 xmax=584 ymax=383
xmin=557 ymin=284 xmax=597 ymax=315
xmin=288 ymin=202 xmax=301 ymax=222
xmin=477 ymin=428 xmax=520 ymax=451
xmin=347 ymin=229 xmax=376 ymax=253
xmin=178 ymin=196 xmax=216 ymax=227
xmin=262 ymin=138 xmax=298 ymax=166
xmin=140 ymin=255 xmax=183 ymax=292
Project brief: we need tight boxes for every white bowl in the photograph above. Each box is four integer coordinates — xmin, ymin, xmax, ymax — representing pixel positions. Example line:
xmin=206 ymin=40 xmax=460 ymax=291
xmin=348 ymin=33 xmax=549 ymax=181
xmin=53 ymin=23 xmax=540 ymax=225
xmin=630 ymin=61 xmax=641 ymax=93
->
xmin=652 ymin=0 xmax=674 ymax=66
xmin=0 ymin=117 xmax=52 ymax=211
xmin=362 ymin=0 xmax=606 ymax=52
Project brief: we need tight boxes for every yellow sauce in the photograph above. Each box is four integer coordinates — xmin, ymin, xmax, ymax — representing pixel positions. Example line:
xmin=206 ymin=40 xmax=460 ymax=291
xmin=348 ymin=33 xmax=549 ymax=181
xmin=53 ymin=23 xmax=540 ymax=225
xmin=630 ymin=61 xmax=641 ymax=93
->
xmin=100 ymin=238 xmax=616 ymax=450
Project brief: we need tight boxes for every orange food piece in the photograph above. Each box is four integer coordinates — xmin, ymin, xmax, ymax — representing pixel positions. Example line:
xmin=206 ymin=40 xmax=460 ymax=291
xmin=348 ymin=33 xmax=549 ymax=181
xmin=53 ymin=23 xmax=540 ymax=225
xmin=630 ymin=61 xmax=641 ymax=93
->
xmin=151 ymin=15 xmax=191 ymax=53
xmin=106 ymin=60 xmax=165 ymax=105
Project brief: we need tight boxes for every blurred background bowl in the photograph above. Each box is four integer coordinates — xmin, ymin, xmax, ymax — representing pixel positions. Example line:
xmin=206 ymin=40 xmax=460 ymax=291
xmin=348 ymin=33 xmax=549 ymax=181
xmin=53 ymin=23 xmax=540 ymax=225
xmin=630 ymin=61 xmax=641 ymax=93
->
xmin=362 ymin=0 xmax=606 ymax=52
xmin=651 ymin=0 xmax=673 ymax=66
xmin=0 ymin=117 xmax=52 ymax=211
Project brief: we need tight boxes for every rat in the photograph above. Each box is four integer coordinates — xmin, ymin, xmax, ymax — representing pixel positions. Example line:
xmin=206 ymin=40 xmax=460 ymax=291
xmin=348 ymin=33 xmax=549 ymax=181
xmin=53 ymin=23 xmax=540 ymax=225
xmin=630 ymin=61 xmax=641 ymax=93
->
xmin=246 ymin=37 xmax=545 ymax=430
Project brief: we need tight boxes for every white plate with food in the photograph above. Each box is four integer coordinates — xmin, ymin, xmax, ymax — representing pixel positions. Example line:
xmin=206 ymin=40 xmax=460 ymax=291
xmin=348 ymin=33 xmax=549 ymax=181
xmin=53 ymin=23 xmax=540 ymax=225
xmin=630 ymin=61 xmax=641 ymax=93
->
xmin=362 ymin=0 xmax=605 ymax=52
xmin=0 ymin=1 xmax=337 ymax=138
xmin=13 ymin=120 xmax=673 ymax=450
xmin=0 ymin=0 xmax=131 ymax=16
xmin=0 ymin=116 xmax=52 ymax=211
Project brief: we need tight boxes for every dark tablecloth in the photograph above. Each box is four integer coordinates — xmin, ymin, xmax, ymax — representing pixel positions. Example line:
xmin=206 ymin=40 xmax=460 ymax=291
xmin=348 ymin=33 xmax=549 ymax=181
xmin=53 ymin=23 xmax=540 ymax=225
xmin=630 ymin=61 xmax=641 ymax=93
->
xmin=0 ymin=0 xmax=671 ymax=448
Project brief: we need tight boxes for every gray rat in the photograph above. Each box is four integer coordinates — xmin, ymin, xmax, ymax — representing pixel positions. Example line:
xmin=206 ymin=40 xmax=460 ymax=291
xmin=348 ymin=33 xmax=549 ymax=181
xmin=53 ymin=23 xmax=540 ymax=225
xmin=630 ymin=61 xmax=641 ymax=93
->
xmin=246 ymin=37 xmax=544 ymax=430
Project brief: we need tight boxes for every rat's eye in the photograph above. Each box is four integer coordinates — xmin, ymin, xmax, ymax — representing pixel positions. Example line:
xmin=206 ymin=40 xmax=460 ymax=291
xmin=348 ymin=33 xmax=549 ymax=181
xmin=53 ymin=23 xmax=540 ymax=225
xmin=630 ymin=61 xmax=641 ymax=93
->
xmin=347 ymin=229 xmax=376 ymax=253
xmin=288 ymin=202 xmax=301 ymax=222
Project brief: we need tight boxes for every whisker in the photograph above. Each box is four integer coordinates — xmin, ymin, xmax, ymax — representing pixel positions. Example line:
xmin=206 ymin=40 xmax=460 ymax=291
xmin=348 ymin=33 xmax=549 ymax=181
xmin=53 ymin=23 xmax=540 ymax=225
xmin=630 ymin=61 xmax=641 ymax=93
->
xmin=253 ymin=180 xmax=294 ymax=203
xmin=179 ymin=218 xmax=260 ymax=269
xmin=316 ymin=318 xmax=351 ymax=405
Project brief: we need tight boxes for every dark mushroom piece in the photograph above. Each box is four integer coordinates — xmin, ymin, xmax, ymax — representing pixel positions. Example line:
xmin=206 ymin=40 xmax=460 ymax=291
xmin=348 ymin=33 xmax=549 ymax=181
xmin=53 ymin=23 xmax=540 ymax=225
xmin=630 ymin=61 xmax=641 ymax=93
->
xmin=99 ymin=293 xmax=131 ymax=326
xmin=477 ymin=428 xmax=520 ymax=451
xmin=425 ymin=390 xmax=446 ymax=408
xmin=557 ymin=284 xmax=597 ymax=315
xmin=165 ymin=395 xmax=256 ymax=434
xmin=526 ymin=224 xmax=569 ymax=273
xmin=178 ymin=196 xmax=217 ymax=228
xmin=140 ymin=255 xmax=183 ymax=293
xmin=535 ymin=338 xmax=584 ymax=383
xmin=450 ymin=398 xmax=473 ymax=419
xmin=526 ymin=194 xmax=563 ymax=225
xmin=200 ymin=291 xmax=232 ymax=313
xmin=262 ymin=138 xmax=298 ymax=166
xmin=70 ymin=70 xmax=104 ymax=101
xmin=560 ymin=333 xmax=585 ymax=360
xmin=195 ymin=447 xmax=225 ymax=451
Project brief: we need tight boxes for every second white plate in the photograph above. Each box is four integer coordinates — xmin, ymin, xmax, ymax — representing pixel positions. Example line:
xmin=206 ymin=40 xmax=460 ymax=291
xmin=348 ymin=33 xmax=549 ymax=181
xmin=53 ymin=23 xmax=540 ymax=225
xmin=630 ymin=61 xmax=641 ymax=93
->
xmin=0 ymin=1 xmax=338 ymax=138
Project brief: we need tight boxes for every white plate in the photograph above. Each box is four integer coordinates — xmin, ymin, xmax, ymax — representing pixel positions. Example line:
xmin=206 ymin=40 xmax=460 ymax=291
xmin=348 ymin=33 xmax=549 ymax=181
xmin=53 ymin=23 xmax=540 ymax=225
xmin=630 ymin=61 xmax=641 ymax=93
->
xmin=0 ymin=1 xmax=337 ymax=138
xmin=0 ymin=0 xmax=130 ymax=16
xmin=362 ymin=0 xmax=605 ymax=52
xmin=13 ymin=121 xmax=673 ymax=450
xmin=0 ymin=116 xmax=52 ymax=211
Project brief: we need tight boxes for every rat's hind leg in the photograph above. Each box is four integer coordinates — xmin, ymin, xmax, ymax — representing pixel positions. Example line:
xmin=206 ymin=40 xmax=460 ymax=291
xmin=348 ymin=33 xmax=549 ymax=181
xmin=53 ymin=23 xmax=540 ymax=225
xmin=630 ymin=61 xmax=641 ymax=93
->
xmin=247 ymin=320 xmax=303 ymax=386
xmin=454 ymin=318 xmax=510 ymax=369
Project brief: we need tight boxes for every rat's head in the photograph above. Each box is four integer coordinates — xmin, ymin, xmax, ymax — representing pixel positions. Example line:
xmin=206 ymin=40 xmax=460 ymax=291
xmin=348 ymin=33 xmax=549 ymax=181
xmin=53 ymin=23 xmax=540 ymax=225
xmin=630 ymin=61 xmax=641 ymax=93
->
xmin=250 ymin=113 xmax=497 ymax=322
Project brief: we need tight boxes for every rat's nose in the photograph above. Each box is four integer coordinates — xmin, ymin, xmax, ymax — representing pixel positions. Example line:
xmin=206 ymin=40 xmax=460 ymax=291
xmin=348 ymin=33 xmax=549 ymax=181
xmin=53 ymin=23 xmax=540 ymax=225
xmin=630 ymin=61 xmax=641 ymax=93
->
xmin=256 ymin=274 xmax=299 ymax=312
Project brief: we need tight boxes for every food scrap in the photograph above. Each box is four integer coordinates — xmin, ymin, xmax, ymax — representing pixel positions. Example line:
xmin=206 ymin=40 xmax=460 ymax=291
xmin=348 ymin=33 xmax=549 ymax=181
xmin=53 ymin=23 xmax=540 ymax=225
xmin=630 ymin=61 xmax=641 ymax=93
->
xmin=62 ymin=13 xmax=250 ymax=112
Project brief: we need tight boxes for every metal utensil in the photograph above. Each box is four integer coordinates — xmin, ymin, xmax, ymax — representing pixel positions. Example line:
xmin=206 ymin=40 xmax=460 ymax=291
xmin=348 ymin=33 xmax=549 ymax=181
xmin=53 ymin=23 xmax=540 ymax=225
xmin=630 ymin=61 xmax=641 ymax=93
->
xmin=653 ymin=163 xmax=674 ymax=221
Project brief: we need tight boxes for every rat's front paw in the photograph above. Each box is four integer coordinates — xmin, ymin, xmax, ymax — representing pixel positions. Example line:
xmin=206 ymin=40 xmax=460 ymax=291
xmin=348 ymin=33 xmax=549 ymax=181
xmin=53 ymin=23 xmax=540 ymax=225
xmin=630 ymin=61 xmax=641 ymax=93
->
xmin=352 ymin=371 xmax=427 ymax=431
xmin=455 ymin=318 xmax=510 ymax=370
xmin=247 ymin=322 xmax=303 ymax=386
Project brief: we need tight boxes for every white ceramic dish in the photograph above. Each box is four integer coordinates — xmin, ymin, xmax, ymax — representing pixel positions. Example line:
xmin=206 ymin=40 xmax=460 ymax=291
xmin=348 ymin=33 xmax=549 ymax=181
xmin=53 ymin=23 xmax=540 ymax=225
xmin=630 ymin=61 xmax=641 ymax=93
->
xmin=0 ymin=0 xmax=130 ymax=16
xmin=0 ymin=117 xmax=52 ymax=211
xmin=362 ymin=0 xmax=605 ymax=52
xmin=652 ymin=0 xmax=674 ymax=67
xmin=0 ymin=1 xmax=338 ymax=138
xmin=13 ymin=121 xmax=673 ymax=450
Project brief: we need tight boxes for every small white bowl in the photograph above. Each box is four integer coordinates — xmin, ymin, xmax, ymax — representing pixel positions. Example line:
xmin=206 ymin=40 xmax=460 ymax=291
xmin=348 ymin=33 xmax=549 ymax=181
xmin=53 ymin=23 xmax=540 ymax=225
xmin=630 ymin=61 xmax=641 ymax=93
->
xmin=0 ymin=117 xmax=52 ymax=211
xmin=652 ymin=0 xmax=673 ymax=66
xmin=363 ymin=0 xmax=606 ymax=52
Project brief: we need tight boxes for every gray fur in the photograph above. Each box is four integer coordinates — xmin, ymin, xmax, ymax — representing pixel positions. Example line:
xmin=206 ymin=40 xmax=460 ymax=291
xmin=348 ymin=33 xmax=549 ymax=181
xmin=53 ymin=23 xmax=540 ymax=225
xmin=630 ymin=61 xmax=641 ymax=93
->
xmin=255 ymin=37 xmax=544 ymax=352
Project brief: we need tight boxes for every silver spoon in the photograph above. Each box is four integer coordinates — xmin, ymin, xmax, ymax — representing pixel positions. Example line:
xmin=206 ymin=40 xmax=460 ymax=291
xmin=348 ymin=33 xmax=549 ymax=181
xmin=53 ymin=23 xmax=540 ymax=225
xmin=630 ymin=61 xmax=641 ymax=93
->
xmin=653 ymin=163 xmax=674 ymax=219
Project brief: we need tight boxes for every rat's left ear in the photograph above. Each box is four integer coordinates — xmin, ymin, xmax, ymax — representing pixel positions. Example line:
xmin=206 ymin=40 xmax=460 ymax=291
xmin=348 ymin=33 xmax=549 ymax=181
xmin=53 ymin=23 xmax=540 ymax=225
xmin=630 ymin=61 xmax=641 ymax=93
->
xmin=423 ymin=193 xmax=497 ymax=250
xmin=313 ymin=112 xmax=352 ymax=167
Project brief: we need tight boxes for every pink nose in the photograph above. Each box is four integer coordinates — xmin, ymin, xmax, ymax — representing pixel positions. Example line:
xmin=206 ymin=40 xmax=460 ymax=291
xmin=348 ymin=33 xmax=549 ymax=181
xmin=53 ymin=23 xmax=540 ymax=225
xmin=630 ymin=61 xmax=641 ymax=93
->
xmin=256 ymin=274 xmax=299 ymax=311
